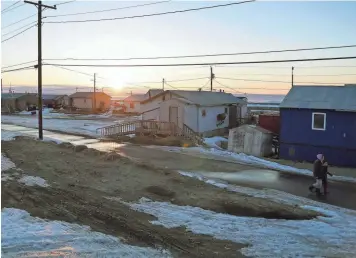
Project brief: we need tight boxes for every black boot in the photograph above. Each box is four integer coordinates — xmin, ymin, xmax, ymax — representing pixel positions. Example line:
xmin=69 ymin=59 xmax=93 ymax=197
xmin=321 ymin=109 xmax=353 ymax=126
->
xmin=316 ymin=188 xmax=322 ymax=196
xmin=309 ymin=185 xmax=315 ymax=192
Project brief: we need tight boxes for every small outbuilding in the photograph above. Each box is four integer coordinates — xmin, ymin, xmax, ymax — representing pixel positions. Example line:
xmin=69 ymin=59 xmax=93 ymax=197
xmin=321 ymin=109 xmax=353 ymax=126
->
xmin=1 ymin=93 xmax=38 ymax=113
xmin=43 ymin=94 xmax=69 ymax=108
xmin=123 ymin=94 xmax=145 ymax=113
xmin=279 ymin=85 xmax=356 ymax=167
xmin=228 ymin=124 xmax=273 ymax=157
xmin=69 ymin=92 xmax=111 ymax=111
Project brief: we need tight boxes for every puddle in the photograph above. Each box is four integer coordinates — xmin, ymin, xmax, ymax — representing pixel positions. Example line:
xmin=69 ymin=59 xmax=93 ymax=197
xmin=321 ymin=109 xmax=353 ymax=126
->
xmin=1 ymin=124 xmax=125 ymax=153
xmin=198 ymin=170 xmax=280 ymax=184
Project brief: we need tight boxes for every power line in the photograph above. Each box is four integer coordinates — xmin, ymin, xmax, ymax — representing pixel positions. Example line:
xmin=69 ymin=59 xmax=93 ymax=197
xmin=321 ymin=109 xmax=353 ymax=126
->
xmin=2 ymin=21 xmax=37 ymax=37
xmin=2 ymin=14 xmax=37 ymax=30
xmin=46 ymin=1 xmax=170 ymax=18
xmin=1 ymin=24 xmax=37 ymax=43
xmin=1 ymin=66 xmax=36 ymax=73
xmin=164 ymin=82 xmax=180 ymax=90
xmin=214 ymin=80 xmax=244 ymax=93
xmin=1 ymin=60 xmax=37 ymax=69
xmin=54 ymin=0 xmax=76 ymax=6
xmin=44 ymin=56 xmax=356 ymax=68
xmin=215 ymin=80 xmax=290 ymax=92
xmin=44 ymin=44 xmax=356 ymax=61
xmin=46 ymin=1 xmax=255 ymax=24
xmin=217 ymin=76 xmax=346 ymax=85
xmin=47 ymin=63 xmax=106 ymax=79
xmin=2 ymin=1 xmax=20 ymax=13
xmin=2 ymin=2 xmax=25 ymax=14
xmin=218 ymin=72 xmax=356 ymax=77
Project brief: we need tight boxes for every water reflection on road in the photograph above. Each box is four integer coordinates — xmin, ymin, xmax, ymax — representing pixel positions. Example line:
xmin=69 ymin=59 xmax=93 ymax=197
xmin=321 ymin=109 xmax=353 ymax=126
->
xmin=199 ymin=170 xmax=280 ymax=184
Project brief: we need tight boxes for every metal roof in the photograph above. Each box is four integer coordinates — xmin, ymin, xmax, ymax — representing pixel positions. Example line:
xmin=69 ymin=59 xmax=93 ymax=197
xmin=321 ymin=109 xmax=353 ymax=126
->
xmin=123 ymin=94 xmax=146 ymax=102
xmin=1 ymin=93 xmax=37 ymax=100
xmin=280 ymin=85 xmax=356 ymax=112
xmin=69 ymin=92 xmax=111 ymax=98
xmin=142 ymin=90 xmax=243 ymax=106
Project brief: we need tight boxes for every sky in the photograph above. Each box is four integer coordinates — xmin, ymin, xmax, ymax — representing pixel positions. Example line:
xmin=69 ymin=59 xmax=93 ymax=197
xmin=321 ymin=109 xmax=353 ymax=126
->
xmin=1 ymin=0 xmax=356 ymax=98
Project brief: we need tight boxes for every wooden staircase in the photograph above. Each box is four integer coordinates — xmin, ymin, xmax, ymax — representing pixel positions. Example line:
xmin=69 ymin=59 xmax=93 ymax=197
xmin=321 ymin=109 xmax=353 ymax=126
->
xmin=97 ymin=120 xmax=204 ymax=146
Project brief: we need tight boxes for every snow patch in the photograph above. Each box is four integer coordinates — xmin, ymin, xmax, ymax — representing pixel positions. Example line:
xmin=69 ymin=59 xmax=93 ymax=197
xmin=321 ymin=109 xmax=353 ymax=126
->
xmin=203 ymin=136 xmax=228 ymax=149
xmin=1 ymin=154 xmax=16 ymax=172
xmin=130 ymin=197 xmax=356 ymax=257
xmin=18 ymin=175 xmax=49 ymax=187
xmin=1 ymin=208 xmax=171 ymax=257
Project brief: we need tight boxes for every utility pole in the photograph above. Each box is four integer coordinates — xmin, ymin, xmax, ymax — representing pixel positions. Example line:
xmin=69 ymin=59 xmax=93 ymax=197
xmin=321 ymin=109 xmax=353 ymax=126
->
xmin=25 ymin=0 xmax=56 ymax=140
xmin=210 ymin=66 xmax=215 ymax=92
xmin=93 ymin=73 xmax=96 ymax=112
xmin=162 ymin=78 xmax=165 ymax=91
xmin=291 ymin=66 xmax=294 ymax=87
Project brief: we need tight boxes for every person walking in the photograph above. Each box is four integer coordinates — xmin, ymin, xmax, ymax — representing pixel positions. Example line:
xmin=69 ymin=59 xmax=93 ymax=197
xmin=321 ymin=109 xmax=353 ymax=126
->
xmin=309 ymin=154 xmax=324 ymax=196
xmin=321 ymin=159 xmax=333 ymax=194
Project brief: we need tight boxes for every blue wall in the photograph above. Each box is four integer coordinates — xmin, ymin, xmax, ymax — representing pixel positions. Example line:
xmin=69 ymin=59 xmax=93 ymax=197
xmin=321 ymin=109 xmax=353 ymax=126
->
xmin=280 ymin=108 xmax=356 ymax=167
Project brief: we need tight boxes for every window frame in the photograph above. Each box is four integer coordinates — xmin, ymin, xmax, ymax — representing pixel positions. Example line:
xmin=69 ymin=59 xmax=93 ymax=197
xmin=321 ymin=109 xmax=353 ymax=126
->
xmin=312 ymin=112 xmax=326 ymax=131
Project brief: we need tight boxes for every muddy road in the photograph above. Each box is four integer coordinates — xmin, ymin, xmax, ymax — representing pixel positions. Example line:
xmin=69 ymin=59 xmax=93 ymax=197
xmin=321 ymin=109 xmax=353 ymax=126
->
xmin=2 ymin=137 xmax=319 ymax=257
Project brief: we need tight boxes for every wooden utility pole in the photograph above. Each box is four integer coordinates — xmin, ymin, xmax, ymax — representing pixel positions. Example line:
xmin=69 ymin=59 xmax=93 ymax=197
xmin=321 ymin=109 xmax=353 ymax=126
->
xmin=210 ymin=66 xmax=215 ymax=92
xmin=292 ymin=66 xmax=294 ymax=87
xmin=93 ymin=73 xmax=96 ymax=112
xmin=25 ymin=0 xmax=56 ymax=140
xmin=162 ymin=78 xmax=165 ymax=90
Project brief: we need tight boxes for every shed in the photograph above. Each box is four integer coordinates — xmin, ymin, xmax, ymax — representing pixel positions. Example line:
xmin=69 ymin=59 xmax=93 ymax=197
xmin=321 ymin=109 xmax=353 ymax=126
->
xmin=141 ymin=90 xmax=247 ymax=136
xmin=228 ymin=124 xmax=273 ymax=157
xmin=1 ymin=93 xmax=38 ymax=113
xmin=69 ymin=92 xmax=111 ymax=111
xmin=279 ymin=85 xmax=356 ymax=167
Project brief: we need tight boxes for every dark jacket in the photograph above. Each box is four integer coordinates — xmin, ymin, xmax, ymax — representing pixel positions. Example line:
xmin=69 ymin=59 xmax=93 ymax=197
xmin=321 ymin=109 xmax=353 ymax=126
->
xmin=321 ymin=160 xmax=333 ymax=179
xmin=313 ymin=159 xmax=323 ymax=178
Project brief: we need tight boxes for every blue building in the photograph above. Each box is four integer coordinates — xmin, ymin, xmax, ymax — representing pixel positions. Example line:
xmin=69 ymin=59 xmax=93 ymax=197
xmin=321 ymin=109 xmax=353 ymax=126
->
xmin=279 ymin=85 xmax=356 ymax=167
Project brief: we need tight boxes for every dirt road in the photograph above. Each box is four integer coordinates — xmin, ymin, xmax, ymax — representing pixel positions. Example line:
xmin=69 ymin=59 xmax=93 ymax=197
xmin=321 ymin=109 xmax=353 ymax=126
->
xmin=2 ymin=137 xmax=318 ymax=257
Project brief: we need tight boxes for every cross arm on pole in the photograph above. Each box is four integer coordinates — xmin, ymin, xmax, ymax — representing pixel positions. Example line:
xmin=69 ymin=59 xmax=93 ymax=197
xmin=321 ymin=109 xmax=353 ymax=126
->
xmin=24 ymin=1 xmax=57 ymax=9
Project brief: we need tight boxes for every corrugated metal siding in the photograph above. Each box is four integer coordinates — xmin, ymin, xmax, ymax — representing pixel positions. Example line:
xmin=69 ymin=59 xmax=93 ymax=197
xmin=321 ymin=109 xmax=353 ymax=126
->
xmin=280 ymin=108 xmax=356 ymax=167
xmin=258 ymin=114 xmax=280 ymax=134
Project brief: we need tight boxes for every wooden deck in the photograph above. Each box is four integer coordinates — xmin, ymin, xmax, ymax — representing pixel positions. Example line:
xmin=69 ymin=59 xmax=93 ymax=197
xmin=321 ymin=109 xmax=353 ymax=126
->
xmin=97 ymin=120 xmax=204 ymax=146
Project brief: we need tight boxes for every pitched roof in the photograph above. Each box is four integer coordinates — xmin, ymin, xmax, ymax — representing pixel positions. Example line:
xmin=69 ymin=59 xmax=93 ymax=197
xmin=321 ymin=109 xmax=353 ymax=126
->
xmin=280 ymin=85 xmax=356 ymax=112
xmin=1 ymin=93 xmax=37 ymax=100
xmin=142 ymin=90 xmax=243 ymax=106
xmin=146 ymin=89 xmax=164 ymax=98
xmin=69 ymin=92 xmax=111 ymax=99
xmin=123 ymin=94 xmax=145 ymax=102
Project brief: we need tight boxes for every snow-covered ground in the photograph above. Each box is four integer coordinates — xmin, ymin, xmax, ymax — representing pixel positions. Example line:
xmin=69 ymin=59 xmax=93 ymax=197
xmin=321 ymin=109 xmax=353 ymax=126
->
xmin=1 ymin=208 xmax=171 ymax=257
xmin=2 ymin=115 xmax=116 ymax=137
xmin=203 ymin=136 xmax=228 ymax=149
xmin=125 ymin=171 xmax=356 ymax=257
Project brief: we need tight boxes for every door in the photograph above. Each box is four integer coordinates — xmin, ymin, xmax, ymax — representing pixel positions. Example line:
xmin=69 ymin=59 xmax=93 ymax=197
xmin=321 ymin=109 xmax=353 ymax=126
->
xmin=169 ymin=106 xmax=178 ymax=126
xmin=229 ymin=105 xmax=238 ymax=128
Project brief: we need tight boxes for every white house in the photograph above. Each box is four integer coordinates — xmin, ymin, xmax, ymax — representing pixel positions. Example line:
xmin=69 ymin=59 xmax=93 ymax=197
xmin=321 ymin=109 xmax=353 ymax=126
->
xmin=140 ymin=90 xmax=248 ymax=136
xmin=123 ymin=94 xmax=145 ymax=113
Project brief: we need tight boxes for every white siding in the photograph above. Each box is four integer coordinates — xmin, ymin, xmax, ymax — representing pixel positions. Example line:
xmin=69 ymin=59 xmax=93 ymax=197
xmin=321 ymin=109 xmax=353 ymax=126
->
xmin=142 ymin=109 xmax=160 ymax=120
xmin=159 ymin=98 xmax=184 ymax=128
xmin=183 ymin=105 xmax=199 ymax=131
xmin=124 ymin=102 xmax=141 ymax=113
xmin=197 ymin=106 xmax=229 ymax=133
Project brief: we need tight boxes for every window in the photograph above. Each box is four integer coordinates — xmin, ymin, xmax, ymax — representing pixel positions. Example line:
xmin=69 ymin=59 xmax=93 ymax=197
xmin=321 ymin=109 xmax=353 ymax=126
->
xmin=312 ymin=113 xmax=326 ymax=130
xmin=224 ymin=107 xmax=228 ymax=113
xmin=84 ymin=99 xmax=86 ymax=103
xmin=130 ymin=103 xmax=134 ymax=108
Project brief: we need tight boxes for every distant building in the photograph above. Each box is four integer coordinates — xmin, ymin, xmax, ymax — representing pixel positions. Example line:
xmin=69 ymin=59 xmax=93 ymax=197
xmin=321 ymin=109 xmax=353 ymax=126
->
xmin=140 ymin=90 xmax=248 ymax=136
xmin=1 ymin=93 xmax=37 ymax=113
xmin=279 ymin=85 xmax=356 ymax=167
xmin=42 ymin=94 xmax=69 ymax=108
xmin=69 ymin=92 xmax=111 ymax=111
xmin=123 ymin=94 xmax=146 ymax=113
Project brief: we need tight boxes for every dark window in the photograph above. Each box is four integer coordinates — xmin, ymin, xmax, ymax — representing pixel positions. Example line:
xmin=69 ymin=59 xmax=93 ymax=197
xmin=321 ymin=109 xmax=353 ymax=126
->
xmin=312 ymin=113 xmax=326 ymax=130
xmin=130 ymin=103 xmax=134 ymax=108
xmin=224 ymin=107 xmax=228 ymax=113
